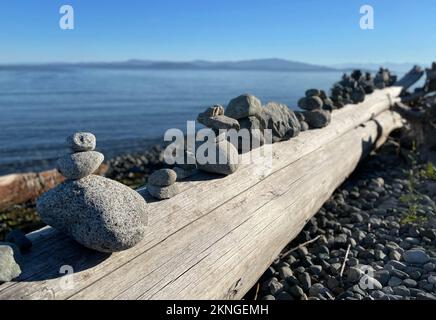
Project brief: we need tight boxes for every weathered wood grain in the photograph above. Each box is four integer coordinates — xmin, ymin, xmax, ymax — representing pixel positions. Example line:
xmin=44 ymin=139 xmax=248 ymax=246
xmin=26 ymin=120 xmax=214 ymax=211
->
xmin=0 ymin=87 xmax=404 ymax=299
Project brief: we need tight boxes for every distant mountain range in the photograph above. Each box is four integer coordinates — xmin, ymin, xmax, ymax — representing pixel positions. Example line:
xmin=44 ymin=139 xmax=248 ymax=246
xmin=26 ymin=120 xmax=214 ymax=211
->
xmin=0 ymin=58 xmax=337 ymax=72
xmin=0 ymin=59 xmax=423 ymax=73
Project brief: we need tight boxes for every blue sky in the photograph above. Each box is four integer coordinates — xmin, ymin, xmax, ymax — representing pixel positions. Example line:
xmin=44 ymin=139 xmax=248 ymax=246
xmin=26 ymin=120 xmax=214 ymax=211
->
xmin=0 ymin=0 xmax=435 ymax=65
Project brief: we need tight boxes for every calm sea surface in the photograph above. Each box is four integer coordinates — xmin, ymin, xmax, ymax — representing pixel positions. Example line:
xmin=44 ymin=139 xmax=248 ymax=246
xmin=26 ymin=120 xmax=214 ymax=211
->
xmin=0 ymin=67 xmax=343 ymax=174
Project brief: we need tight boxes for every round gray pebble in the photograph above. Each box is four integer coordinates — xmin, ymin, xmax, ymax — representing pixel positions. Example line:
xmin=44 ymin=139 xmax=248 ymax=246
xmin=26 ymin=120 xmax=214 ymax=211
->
xmin=148 ymin=169 xmax=177 ymax=186
xmin=66 ymin=132 xmax=96 ymax=152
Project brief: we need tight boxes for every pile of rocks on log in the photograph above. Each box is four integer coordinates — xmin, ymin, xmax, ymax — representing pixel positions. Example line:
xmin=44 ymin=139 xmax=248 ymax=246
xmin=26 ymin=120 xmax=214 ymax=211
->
xmin=36 ymin=132 xmax=148 ymax=253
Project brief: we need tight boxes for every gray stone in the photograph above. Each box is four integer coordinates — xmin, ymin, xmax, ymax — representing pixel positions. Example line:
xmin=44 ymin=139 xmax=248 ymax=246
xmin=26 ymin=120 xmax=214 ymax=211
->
xmin=388 ymin=276 xmax=403 ymax=287
xmin=289 ymin=285 xmax=305 ymax=298
xmin=196 ymin=139 xmax=239 ymax=175
xmin=198 ymin=104 xmax=224 ymax=117
xmin=267 ymin=278 xmax=283 ymax=295
xmin=347 ymin=267 xmax=364 ymax=283
xmin=416 ymin=292 xmax=436 ymax=300
xmin=225 ymin=94 xmax=262 ymax=119
xmin=298 ymin=96 xmax=323 ymax=111
xmin=278 ymin=266 xmax=294 ymax=279
xmin=5 ymin=229 xmax=32 ymax=252
xmin=428 ymin=275 xmax=436 ymax=285
xmin=402 ymin=278 xmax=417 ymax=288
xmin=66 ymin=132 xmax=96 ymax=152
xmin=392 ymin=285 xmax=410 ymax=296
xmin=197 ymin=109 xmax=240 ymax=130
xmin=359 ymin=275 xmax=383 ymax=290
xmin=57 ymin=151 xmax=104 ymax=180
xmin=0 ymin=243 xmax=22 ymax=282
xmin=147 ymin=184 xmax=180 ymax=200
xmin=259 ymin=102 xmax=301 ymax=142
xmin=309 ymin=265 xmax=323 ymax=276
xmin=305 ymin=89 xmax=321 ymax=97
xmin=36 ymin=175 xmax=147 ymax=253
xmin=309 ymin=283 xmax=329 ymax=297
xmin=148 ymin=169 xmax=177 ymax=187
xmin=298 ymin=272 xmax=311 ymax=291
xmin=403 ymin=249 xmax=430 ymax=264
xmin=237 ymin=116 xmax=265 ymax=152
xmin=261 ymin=295 xmax=276 ymax=300
xmin=423 ymin=262 xmax=435 ymax=272
xmin=303 ymin=109 xmax=331 ymax=129
xmin=374 ymin=270 xmax=390 ymax=286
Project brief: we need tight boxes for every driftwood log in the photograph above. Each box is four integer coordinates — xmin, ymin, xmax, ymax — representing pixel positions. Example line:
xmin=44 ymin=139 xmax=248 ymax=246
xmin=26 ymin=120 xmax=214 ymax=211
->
xmin=0 ymin=165 xmax=108 ymax=210
xmin=0 ymin=85 xmax=408 ymax=300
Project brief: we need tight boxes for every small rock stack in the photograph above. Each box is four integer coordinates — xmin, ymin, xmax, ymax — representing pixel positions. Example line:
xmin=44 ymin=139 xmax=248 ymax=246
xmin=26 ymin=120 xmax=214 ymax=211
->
xmin=225 ymin=94 xmax=301 ymax=146
xmin=147 ymin=168 xmax=180 ymax=200
xmin=58 ymin=132 xmax=104 ymax=180
xmin=37 ymin=132 xmax=148 ymax=253
xmin=374 ymin=67 xmax=397 ymax=89
xmin=297 ymin=89 xmax=332 ymax=129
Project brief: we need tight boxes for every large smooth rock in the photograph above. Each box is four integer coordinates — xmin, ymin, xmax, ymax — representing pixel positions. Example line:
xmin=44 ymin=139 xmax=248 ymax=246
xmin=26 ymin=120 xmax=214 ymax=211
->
xmin=298 ymin=96 xmax=323 ymax=111
xmin=148 ymin=169 xmax=177 ymax=187
xmin=147 ymin=184 xmax=180 ymax=200
xmin=0 ymin=243 xmax=21 ymax=282
xmin=196 ymin=139 xmax=239 ymax=175
xmin=66 ymin=132 xmax=96 ymax=152
xmin=403 ymin=249 xmax=430 ymax=264
xmin=36 ymin=175 xmax=147 ymax=253
xmin=57 ymin=151 xmax=104 ymax=180
xmin=225 ymin=94 xmax=262 ymax=119
xmin=303 ymin=109 xmax=332 ymax=129
xmin=260 ymin=102 xmax=301 ymax=142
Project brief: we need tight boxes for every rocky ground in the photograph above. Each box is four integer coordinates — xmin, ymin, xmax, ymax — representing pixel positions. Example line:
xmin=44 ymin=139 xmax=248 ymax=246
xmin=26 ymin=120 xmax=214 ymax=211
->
xmin=245 ymin=138 xmax=436 ymax=300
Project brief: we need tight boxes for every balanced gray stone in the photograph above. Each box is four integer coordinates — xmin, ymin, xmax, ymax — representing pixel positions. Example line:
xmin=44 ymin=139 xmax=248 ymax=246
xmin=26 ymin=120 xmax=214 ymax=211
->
xmin=57 ymin=151 xmax=104 ymax=180
xmin=305 ymin=89 xmax=321 ymax=97
xmin=148 ymin=169 xmax=177 ymax=187
xmin=259 ymin=102 xmax=301 ymax=142
xmin=5 ymin=229 xmax=32 ymax=253
xmin=298 ymin=96 xmax=323 ymax=111
xmin=36 ymin=175 xmax=147 ymax=253
xmin=403 ymin=249 xmax=430 ymax=264
xmin=237 ymin=116 xmax=265 ymax=153
xmin=196 ymin=139 xmax=239 ymax=175
xmin=225 ymin=94 xmax=262 ymax=119
xmin=303 ymin=109 xmax=332 ymax=129
xmin=347 ymin=267 xmax=364 ymax=282
xmin=0 ymin=243 xmax=21 ymax=282
xmin=198 ymin=115 xmax=240 ymax=131
xmin=147 ymin=184 xmax=180 ymax=200
xmin=66 ymin=132 xmax=96 ymax=152
xmin=197 ymin=105 xmax=240 ymax=130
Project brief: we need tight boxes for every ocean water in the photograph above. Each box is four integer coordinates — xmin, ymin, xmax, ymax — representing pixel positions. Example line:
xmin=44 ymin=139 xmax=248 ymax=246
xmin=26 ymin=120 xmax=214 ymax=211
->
xmin=0 ymin=67 xmax=342 ymax=174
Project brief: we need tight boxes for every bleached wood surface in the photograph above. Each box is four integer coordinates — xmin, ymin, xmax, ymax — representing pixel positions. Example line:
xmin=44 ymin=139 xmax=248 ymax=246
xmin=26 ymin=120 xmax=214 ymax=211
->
xmin=0 ymin=87 xmax=404 ymax=300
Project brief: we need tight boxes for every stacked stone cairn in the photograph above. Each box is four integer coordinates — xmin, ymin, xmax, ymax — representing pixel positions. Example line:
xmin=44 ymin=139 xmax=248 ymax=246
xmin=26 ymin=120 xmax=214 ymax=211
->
xmin=374 ymin=67 xmax=397 ymax=89
xmin=297 ymin=89 xmax=332 ymax=129
xmin=36 ymin=132 xmax=148 ymax=253
xmin=194 ymin=104 xmax=240 ymax=174
xmin=147 ymin=168 xmax=180 ymax=200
